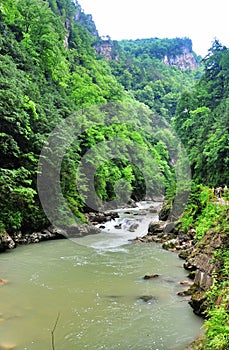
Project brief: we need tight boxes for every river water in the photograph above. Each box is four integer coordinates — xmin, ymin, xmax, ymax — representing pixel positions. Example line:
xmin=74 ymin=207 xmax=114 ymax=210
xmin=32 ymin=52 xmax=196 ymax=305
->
xmin=0 ymin=202 xmax=203 ymax=349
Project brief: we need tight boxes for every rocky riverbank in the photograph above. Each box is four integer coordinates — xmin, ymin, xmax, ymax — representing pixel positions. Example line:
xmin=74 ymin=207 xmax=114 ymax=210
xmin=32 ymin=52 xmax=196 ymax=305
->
xmin=131 ymin=216 xmax=227 ymax=319
xmin=0 ymin=211 xmax=121 ymax=253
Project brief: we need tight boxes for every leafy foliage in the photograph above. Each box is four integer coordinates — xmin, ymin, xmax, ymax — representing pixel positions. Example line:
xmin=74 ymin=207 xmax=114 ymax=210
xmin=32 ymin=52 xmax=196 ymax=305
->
xmin=180 ymin=185 xmax=226 ymax=240
xmin=173 ymin=40 xmax=229 ymax=185
xmin=1 ymin=0 xmax=187 ymax=232
xmin=203 ymin=210 xmax=229 ymax=350
xmin=107 ymin=37 xmax=201 ymax=120
xmin=178 ymin=185 xmax=229 ymax=349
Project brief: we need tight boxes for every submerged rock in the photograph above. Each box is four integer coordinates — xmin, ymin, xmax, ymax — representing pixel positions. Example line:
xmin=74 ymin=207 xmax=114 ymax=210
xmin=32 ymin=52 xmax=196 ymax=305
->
xmin=149 ymin=208 xmax=158 ymax=213
xmin=128 ymin=223 xmax=139 ymax=232
xmin=0 ymin=344 xmax=16 ymax=350
xmin=138 ymin=295 xmax=158 ymax=303
xmin=143 ymin=274 xmax=160 ymax=280
xmin=177 ymin=290 xmax=192 ymax=297
xmin=114 ymin=224 xmax=122 ymax=229
xmin=0 ymin=279 xmax=8 ymax=285
xmin=179 ymin=280 xmax=193 ymax=286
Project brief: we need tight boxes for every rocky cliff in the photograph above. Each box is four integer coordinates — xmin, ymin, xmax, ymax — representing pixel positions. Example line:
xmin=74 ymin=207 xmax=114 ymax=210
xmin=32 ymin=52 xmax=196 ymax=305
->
xmin=94 ymin=37 xmax=119 ymax=61
xmin=183 ymin=229 xmax=224 ymax=316
xmin=163 ymin=47 xmax=199 ymax=70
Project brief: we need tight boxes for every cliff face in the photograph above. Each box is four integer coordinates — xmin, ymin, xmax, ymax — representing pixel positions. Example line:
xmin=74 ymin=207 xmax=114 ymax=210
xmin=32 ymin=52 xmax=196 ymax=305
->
xmin=72 ymin=5 xmax=99 ymax=38
xmin=95 ymin=38 xmax=199 ymax=70
xmin=163 ymin=47 xmax=199 ymax=70
xmin=183 ymin=229 xmax=223 ymax=316
xmin=94 ymin=38 xmax=119 ymax=61
xmin=94 ymin=39 xmax=113 ymax=60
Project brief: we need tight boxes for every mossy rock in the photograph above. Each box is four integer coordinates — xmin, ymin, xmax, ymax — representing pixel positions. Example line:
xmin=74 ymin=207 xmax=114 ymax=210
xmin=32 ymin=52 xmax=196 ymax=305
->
xmin=159 ymin=201 xmax=171 ymax=221
xmin=178 ymin=248 xmax=193 ymax=260
xmin=189 ymin=290 xmax=208 ymax=317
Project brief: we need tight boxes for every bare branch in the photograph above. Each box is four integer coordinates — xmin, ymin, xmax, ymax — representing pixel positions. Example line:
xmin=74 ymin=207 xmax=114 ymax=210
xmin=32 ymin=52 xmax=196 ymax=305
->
xmin=51 ymin=312 xmax=60 ymax=350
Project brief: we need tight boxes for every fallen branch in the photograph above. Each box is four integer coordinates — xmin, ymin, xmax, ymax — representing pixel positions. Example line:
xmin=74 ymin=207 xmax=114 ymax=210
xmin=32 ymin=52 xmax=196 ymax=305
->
xmin=51 ymin=312 xmax=60 ymax=350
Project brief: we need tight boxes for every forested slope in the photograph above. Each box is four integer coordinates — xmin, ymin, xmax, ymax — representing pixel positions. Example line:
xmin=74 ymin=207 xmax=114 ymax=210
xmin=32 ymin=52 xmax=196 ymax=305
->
xmin=0 ymin=0 xmax=123 ymax=233
xmin=0 ymin=0 xmax=195 ymax=235
xmin=174 ymin=40 xmax=229 ymax=185
xmin=173 ymin=42 xmax=229 ymax=349
xmin=108 ymin=37 xmax=201 ymax=120
xmin=0 ymin=0 xmax=229 ymax=348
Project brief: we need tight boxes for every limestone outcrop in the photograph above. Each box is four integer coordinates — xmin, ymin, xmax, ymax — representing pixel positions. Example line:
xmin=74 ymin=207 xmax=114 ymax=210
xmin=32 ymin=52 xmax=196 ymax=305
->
xmin=163 ymin=47 xmax=199 ymax=70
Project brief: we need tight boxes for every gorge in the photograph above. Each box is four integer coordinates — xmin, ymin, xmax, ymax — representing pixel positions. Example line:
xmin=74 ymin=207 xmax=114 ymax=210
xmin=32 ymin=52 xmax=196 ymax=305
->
xmin=0 ymin=0 xmax=228 ymax=349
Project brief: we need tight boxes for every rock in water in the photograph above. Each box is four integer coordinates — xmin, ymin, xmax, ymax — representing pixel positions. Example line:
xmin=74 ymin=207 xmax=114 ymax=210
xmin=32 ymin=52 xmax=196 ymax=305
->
xmin=0 ymin=344 xmax=16 ymax=350
xmin=0 ymin=279 xmax=8 ymax=285
xmin=143 ymin=274 xmax=160 ymax=280
xmin=138 ymin=295 xmax=158 ymax=303
xmin=128 ymin=223 xmax=139 ymax=232
xmin=179 ymin=280 xmax=193 ymax=286
xmin=114 ymin=224 xmax=122 ymax=229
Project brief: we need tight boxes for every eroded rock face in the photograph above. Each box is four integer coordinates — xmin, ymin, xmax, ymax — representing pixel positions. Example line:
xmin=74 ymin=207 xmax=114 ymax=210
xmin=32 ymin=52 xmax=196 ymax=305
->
xmin=163 ymin=48 xmax=198 ymax=70
xmin=0 ymin=232 xmax=15 ymax=252
xmin=183 ymin=230 xmax=224 ymax=316
xmin=12 ymin=226 xmax=66 ymax=245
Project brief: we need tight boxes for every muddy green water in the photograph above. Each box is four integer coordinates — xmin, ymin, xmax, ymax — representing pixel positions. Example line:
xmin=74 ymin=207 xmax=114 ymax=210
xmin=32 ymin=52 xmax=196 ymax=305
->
xmin=0 ymin=204 xmax=203 ymax=350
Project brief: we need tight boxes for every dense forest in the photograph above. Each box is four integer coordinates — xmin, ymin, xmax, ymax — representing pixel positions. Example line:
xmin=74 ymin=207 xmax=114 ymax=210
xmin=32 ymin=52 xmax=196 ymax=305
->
xmin=108 ymin=37 xmax=201 ymax=120
xmin=0 ymin=0 xmax=228 ymax=349
xmin=0 ymin=0 xmax=196 ymax=233
xmin=174 ymin=40 xmax=229 ymax=186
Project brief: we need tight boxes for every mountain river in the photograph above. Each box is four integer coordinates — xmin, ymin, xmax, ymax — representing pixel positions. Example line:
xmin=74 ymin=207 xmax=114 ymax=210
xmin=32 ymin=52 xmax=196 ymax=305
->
xmin=0 ymin=201 xmax=203 ymax=349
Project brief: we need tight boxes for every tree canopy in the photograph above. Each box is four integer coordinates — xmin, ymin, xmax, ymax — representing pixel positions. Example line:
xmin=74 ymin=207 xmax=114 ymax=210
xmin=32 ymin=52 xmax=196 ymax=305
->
xmin=173 ymin=40 xmax=229 ymax=186
xmin=0 ymin=0 xmax=227 ymax=234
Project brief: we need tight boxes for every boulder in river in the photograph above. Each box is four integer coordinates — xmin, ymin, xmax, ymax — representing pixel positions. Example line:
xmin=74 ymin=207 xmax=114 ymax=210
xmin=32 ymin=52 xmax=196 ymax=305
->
xmin=85 ymin=211 xmax=119 ymax=224
xmin=128 ymin=223 xmax=139 ymax=232
xmin=114 ymin=224 xmax=122 ymax=229
xmin=179 ymin=280 xmax=193 ymax=286
xmin=143 ymin=274 xmax=160 ymax=280
xmin=64 ymin=224 xmax=100 ymax=238
xmin=148 ymin=221 xmax=165 ymax=234
xmin=138 ymin=295 xmax=158 ymax=303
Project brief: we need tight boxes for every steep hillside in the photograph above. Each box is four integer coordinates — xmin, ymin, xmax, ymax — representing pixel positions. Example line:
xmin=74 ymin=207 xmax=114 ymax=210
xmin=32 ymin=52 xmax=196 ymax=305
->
xmin=173 ymin=40 xmax=229 ymax=185
xmin=0 ymin=0 xmax=194 ymax=239
xmin=0 ymin=0 xmax=126 ymax=232
xmin=104 ymin=37 xmax=202 ymax=120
